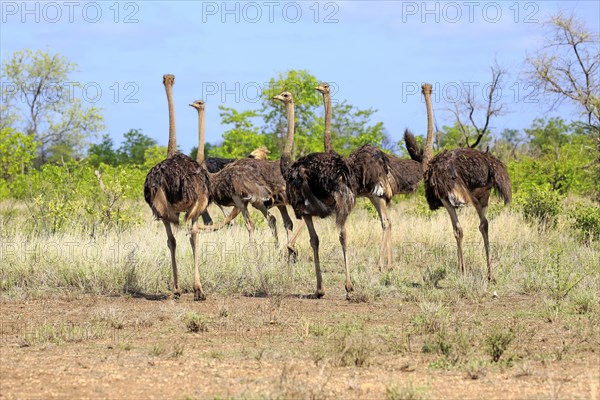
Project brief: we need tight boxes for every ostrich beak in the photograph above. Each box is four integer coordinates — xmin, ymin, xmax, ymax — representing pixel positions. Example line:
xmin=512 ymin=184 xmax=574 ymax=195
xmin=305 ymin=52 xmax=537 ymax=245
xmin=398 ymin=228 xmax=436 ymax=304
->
xmin=273 ymin=95 xmax=282 ymax=101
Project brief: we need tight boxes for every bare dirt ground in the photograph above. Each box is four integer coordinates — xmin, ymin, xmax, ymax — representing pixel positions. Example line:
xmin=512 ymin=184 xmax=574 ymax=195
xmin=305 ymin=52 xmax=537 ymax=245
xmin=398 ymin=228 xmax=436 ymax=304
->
xmin=1 ymin=292 xmax=599 ymax=399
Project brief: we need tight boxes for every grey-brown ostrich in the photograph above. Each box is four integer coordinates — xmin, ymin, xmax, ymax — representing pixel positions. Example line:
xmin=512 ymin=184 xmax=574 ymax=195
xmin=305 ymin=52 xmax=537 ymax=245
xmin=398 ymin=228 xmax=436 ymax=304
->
xmin=143 ymin=75 xmax=210 ymax=301
xmin=189 ymin=100 xmax=297 ymax=254
xmin=339 ymin=85 xmax=422 ymax=270
xmin=275 ymin=90 xmax=356 ymax=299
xmin=192 ymin=98 xmax=270 ymax=226
xmin=420 ymin=83 xmax=512 ymax=282
xmin=200 ymin=147 xmax=270 ymax=226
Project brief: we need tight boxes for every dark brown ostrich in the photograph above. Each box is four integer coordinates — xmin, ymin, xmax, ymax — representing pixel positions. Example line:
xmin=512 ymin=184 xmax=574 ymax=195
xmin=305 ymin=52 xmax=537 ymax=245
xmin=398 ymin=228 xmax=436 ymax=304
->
xmin=143 ymin=75 xmax=210 ymax=301
xmin=420 ymin=83 xmax=512 ymax=282
xmin=275 ymin=89 xmax=356 ymax=299
xmin=189 ymin=101 xmax=297 ymax=253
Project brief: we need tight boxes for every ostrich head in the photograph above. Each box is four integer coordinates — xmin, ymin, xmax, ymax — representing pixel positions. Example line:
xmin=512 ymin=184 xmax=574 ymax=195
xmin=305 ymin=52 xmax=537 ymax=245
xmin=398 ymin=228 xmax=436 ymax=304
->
xmin=273 ymin=91 xmax=294 ymax=104
xmin=421 ymin=83 xmax=432 ymax=95
xmin=249 ymin=146 xmax=270 ymax=160
xmin=163 ymin=74 xmax=175 ymax=86
xmin=189 ymin=99 xmax=205 ymax=110
xmin=315 ymin=83 xmax=330 ymax=94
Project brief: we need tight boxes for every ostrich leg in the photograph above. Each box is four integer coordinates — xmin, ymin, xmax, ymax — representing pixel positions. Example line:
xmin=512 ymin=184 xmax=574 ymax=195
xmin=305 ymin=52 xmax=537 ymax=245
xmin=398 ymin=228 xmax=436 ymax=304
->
xmin=162 ymin=221 xmax=180 ymax=298
xmin=277 ymin=205 xmax=302 ymax=261
xmin=277 ymin=205 xmax=294 ymax=242
xmin=253 ymin=202 xmax=279 ymax=246
xmin=189 ymin=218 xmax=206 ymax=301
xmin=338 ymin=222 xmax=354 ymax=296
xmin=442 ymin=199 xmax=465 ymax=275
xmin=232 ymin=195 xmax=255 ymax=241
xmin=475 ymin=204 xmax=493 ymax=283
xmin=370 ymin=196 xmax=392 ymax=271
xmin=285 ymin=220 xmax=305 ymax=262
xmin=201 ymin=211 xmax=213 ymax=226
xmin=193 ymin=207 xmax=241 ymax=232
xmin=303 ymin=215 xmax=325 ymax=298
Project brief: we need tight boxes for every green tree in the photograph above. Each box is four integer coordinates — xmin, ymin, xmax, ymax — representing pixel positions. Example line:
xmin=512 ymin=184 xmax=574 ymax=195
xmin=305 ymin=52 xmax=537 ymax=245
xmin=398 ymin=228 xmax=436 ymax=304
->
xmin=1 ymin=49 xmax=105 ymax=164
xmin=510 ymin=118 xmax=597 ymax=195
xmin=525 ymin=117 xmax=571 ymax=157
xmin=262 ymin=69 xmax=389 ymax=157
xmin=190 ymin=142 xmax=218 ymax=161
xmin=143 ymin=145 xmax=168 ymax=170
xmin=207 ymin=69 xmax=389 ymax=159
xmin=328 ymin=101 xmax=387 ymax=156
xmin=116 ymin=129 xmax=156 ymax=165
xmin=208 ymin=107 xmax=266 ymax=158
xmin=489 ymin=128 xmax=526 ymax=162
xmin=88 ymin=134 xmax=119 ymax=166
xmin=0 ymin=127 xmax=38 ymax=180
xmin=262 ymin=69 xmax=321 ymax=157
xmin=435 ymin=123 xmax=492 ymax=150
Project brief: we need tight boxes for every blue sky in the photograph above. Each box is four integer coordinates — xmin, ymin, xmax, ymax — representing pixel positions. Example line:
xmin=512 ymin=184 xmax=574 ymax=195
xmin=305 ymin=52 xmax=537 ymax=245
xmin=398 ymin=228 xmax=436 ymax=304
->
xmin=2 ymin=1 xmax=599 ymax=154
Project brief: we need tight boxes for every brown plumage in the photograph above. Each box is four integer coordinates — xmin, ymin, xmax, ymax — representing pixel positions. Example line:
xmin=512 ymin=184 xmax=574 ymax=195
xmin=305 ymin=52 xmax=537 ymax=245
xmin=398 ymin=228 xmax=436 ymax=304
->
xmin=424 ymin=148 xmax=511 ymax=210
xmin=275 ymin=87 xmax=356 ymax=299
xmin=200 ymin=145 xmax=270 ymax=225
xmin=203 ymin=146 xmax=270 ymax=173
xmin=388 ymin=151 xmax=423 ymax=194
xmin=144 ymin=153 xmax=209 ymax=225
xmin=205 ymin=156 xmax=297 ymax=253
xmin=189 ymin=101 xmax=296 ymax=252
xmin=285 ymin=152 xmax=356 ymax=221
xmin=420 ymin=83 xmax=512 ymax=282
xmin=143 ymin=74 xmax=209 ymax=301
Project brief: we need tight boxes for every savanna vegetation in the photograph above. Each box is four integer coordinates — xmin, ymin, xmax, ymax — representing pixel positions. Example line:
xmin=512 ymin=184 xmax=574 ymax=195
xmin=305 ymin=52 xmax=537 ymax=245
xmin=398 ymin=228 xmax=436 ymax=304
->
xmin=1 ymin=12 xmax=598 ymax=400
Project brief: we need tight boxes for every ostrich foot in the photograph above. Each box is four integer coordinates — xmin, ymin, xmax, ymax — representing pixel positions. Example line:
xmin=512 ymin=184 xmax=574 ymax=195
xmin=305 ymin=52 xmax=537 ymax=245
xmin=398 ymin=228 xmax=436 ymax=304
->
xmin=303 ymin=289 xmax=325 ymax=299
xmin=287 ymin=246 xmax=298 ymax=263
xmin=345 ymin=282 xmax=354 ymax=293
xmin=194 ymin=289 xmax=206 ymax=302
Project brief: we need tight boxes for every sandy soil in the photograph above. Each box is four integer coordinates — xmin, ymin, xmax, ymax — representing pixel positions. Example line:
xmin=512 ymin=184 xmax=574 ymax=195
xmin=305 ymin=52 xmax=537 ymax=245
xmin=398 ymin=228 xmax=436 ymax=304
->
xmin=1 ymin=293 xmax=599 ymax=399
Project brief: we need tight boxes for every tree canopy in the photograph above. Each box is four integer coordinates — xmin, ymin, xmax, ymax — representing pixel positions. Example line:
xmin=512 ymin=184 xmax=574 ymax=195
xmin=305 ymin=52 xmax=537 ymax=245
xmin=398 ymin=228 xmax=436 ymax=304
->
xmin=207 ymin=69 xmax=390 ymax=158
xmin=2 ymin=49 xmax=105 ymax=164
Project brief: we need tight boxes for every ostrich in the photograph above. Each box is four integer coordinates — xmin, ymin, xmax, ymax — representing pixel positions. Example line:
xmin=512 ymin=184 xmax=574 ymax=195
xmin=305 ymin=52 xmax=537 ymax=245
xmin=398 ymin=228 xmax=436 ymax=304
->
xmin=202 ymin=146 xmax=270 ymax=172
xmin=143 ymin=75 xmax=210 ymax=301
xmin=274 ymin=90 xmax=356 ymax=299
xmin=326 ymin=83 xmax=422 ymax=270
xmin=195 ymin=100 xmax=270 ymax=227
xmin=189 ymin=100 xmax=297 ymax=255
xmin=420 ymin=83 xmax=512 ymax=282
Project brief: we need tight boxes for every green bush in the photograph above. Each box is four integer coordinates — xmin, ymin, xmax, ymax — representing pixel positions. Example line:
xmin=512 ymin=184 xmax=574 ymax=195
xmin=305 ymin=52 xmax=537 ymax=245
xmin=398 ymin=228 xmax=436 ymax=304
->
xmin=569 ymin=203 xmax=600 ymax=243
xmin=7 ymin=161 xmax=144 ymax=234
xmin=517 ymin=185 xmax=563 ymax=231
xmin=485 ymin=327 xmax=514 ymax=363
xmin=0 ymin=179 xmax=10 ymax=200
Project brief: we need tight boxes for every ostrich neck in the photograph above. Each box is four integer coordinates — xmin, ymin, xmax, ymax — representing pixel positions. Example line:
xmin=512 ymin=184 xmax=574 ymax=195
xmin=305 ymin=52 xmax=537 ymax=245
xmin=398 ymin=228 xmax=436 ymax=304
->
xmin=422 ymin=86 xmax=434 ymax=168
xmin=281 ymin=102 xmax=295 ymax=175
xmin=196 ymin=108 xmax=205 ymax=164
xmin=323 ymin=92 xmax=333 ymax=153
xmin=165 ymin=82 xmax=177 ymax=158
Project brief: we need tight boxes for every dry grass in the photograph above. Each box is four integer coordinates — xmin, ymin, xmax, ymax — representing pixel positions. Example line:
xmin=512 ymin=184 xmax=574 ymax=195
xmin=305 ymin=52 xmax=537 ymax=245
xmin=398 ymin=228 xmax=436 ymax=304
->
xmin=1 ymin=198 xmax=598 ymax=307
